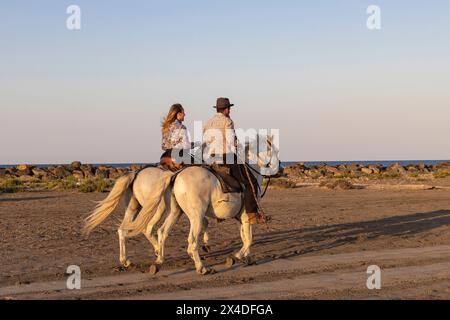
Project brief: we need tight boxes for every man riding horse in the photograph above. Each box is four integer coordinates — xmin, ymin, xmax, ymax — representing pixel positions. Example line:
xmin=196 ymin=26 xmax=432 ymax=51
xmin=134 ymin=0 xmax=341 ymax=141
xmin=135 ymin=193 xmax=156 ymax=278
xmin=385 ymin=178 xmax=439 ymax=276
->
xmin=203 ymin=97 xmax=263 ymax=225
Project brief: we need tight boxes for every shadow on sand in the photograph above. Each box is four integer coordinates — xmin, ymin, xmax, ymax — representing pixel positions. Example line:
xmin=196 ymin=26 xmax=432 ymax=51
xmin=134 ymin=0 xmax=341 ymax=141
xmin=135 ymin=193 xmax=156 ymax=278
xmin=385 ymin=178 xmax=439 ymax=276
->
xmin=205 ymin=209 xmax=450 ymax=265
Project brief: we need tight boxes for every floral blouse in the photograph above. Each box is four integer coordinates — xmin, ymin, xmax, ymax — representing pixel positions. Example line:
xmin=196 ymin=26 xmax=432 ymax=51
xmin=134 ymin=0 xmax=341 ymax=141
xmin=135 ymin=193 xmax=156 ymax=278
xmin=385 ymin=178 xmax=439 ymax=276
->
xmin=161 ymin=120 xmax=191 ymax=151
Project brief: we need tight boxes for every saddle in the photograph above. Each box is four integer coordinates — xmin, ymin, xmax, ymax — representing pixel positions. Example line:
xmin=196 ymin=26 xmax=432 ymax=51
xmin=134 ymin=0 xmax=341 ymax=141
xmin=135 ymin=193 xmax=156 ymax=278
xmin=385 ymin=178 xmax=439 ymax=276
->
xmin=205 ymin=165 xmax=243 ymax=194
xmin=169 ymin=164 xmax=243 ymax=194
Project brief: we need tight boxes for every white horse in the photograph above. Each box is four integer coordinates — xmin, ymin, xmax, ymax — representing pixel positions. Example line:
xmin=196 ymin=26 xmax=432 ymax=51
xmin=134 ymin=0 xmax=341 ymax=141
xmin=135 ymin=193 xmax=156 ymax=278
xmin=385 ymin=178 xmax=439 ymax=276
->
xmin=83 ymin=165 xmax=211 ymax=267
xmin=124 ymin=135 xmax=280 ymax=275
xmin=83 ymin=167 xmax=176 ymax=267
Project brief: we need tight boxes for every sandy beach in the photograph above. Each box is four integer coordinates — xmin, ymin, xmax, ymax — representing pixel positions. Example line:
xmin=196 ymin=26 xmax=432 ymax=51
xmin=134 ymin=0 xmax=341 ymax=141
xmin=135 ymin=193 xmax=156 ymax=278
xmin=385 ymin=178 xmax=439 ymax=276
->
xmin=1 ymin=178 xmax=450 ymax=299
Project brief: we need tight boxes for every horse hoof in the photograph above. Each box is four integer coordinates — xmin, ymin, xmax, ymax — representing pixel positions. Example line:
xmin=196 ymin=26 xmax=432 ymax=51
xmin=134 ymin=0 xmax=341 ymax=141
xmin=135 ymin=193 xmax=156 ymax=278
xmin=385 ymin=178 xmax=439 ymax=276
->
xmin=198 ymin=267 xmax=216 ymax=275
xmin=225 ymin=256 xmax=236 ymax=268
xmin=149 ymin=264 xmax=160 ymax=275
xmin=202 ymin=245 xmax=211 ymax=253
xmin=242 ymin=256 xmax=257 ymax=266
xmin=121 ymin=260 xmax=132 ymax=268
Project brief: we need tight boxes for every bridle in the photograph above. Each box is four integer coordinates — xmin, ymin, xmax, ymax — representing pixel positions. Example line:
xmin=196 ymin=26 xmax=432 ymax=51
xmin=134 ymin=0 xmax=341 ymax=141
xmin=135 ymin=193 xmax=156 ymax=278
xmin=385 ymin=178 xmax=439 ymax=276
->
xmin=245 ymin=162 xmax=281 ymax=198
xmin=244 ymin=149 xmax=281 ymax=199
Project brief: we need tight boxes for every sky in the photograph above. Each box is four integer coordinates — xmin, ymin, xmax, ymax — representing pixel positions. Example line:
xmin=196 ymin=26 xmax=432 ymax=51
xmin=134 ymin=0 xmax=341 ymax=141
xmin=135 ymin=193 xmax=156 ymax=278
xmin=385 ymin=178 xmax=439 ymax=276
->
xmin=1 ymin=0 xmax=449 ymax=164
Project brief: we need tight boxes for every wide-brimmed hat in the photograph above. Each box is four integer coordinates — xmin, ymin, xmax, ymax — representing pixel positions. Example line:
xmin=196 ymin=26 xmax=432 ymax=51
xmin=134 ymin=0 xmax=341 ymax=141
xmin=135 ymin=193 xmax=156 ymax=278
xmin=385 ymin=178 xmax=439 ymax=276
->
xmin=213 ymin=97 xmax=234 ymax=109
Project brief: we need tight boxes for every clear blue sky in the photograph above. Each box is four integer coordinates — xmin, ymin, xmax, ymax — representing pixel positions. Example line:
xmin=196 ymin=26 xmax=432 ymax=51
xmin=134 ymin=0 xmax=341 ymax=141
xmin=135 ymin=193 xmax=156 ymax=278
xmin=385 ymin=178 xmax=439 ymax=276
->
xmin=1 ymin=0 xmax=449 ymax=164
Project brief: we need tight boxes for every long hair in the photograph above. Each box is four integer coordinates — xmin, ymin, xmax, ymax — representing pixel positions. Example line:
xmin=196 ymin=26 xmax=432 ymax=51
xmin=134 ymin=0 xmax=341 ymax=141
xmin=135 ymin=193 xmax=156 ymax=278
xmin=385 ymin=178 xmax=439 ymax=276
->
xmin=161 ymin=103 xmax=184 ymax=136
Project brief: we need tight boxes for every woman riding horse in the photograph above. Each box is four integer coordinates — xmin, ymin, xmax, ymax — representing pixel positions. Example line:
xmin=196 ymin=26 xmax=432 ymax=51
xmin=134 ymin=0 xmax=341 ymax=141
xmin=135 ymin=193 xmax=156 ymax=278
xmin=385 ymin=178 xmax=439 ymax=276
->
xmin=159 ymin=103 xmax=191 ymax=171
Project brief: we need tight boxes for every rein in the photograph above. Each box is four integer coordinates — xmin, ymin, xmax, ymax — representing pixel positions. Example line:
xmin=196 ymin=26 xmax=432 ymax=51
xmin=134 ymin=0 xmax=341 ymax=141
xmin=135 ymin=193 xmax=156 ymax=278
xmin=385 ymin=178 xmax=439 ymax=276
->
xmin=244 ymin=162 xmax=276 ymax=199
xmin=261 ymin=176 xmax=271 ymax=198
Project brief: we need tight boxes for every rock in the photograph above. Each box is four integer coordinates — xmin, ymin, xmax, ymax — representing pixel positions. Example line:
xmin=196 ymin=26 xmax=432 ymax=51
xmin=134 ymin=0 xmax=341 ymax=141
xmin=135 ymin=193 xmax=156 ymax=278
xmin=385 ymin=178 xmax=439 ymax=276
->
xmin=308 ymin=171 xmax=319 ymax=178
xmin=348 ymin=164 xmax=360 ymax=170
xmin=63 ymin=165 xmax=73 ymax=173
xmin=361 ymin=167 xmax=373 ymax=175
xmin=72 ymin=170 xmax=84 ymax=180
xmin=117 ymin=168 xmax=129 ymax=175
xmin=434 ymin=162 xmax=450 ymax=172
xmin=16 ymin=164 xmax=31 ymax=171
xmin=347 ymin=164 xmax=361 ymax=174
xmin=32 ymin=168 xmax=49 ymax=178
xmin=325 ymin=166 xmax=344 ymax=176
xmin=80 ymin=165 xmax=94 ymax=178
xmin=95 ymin=168 xmax=109 ymax=179
xmin=283 ymin=166 xmax=301 ymax=176
xmin=53 ymin=166 xmax=71 ymax=179
xmin=294 ymin=162 xmax=307 ymax=171
xmin=130 ymin=165 xmax=143 ymax=172
xmin=108 ymin=168 xmax=122 ymax=179
xmin=0 ymin=168 xmax=7 ymax=178
xmin=304 ymin=170 xmax=315 ymax=177
xmin=70 ymin=161 xmax=82 ymax=170
xmin=368 ymin=165 xmax=381 ymax=174
xmin=16 ymin=168 xmax=32 ymax=176
xmin=406 ymin=165 xmax=418 ymax=172
xmin=387 ymin=163 xmax=406 ymax=175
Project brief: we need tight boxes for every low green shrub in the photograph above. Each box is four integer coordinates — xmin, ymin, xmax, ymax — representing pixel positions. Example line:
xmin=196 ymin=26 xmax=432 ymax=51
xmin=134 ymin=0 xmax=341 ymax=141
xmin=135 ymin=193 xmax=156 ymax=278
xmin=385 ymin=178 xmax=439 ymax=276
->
xmin=0 ymin=178 xmax=24 ymax=193
xmin=78 ymin=178 xmax=114 ymax=193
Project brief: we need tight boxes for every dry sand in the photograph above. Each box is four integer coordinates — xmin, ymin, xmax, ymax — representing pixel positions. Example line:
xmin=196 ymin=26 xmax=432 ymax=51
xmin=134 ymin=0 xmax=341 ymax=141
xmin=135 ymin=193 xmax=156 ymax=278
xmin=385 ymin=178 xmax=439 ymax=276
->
xmin=1 ymin=180 xmax=450 ymax=299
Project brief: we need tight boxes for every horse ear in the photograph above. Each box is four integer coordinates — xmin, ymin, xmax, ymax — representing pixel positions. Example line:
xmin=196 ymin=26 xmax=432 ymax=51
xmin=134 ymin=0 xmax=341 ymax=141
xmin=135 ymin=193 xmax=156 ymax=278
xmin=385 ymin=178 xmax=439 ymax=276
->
xmin=267 ymin=135 xmax=273 ymax=145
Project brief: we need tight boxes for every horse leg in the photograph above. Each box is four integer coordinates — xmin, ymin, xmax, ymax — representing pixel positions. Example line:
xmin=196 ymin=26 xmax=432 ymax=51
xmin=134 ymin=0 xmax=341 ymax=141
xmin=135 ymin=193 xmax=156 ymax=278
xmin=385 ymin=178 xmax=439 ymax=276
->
xmin=117 ymin=194 xmax=140 ymax=268
xmin=143 ymin=199 xmax=167 ymax=259
xmin=155 ymin=206 xmax=181 ymax=265
xmin=201 ymin=218 xmax=211 ymax=253
xmin=149 ymin=196 xmax=181 ymax=275
xmin=227 ymin=214 xmax=255 ymax=267
xmin=237 ymin=221 xmax=255 ymax=263
xmin=187 ymin=215 xmax=215 ymax=275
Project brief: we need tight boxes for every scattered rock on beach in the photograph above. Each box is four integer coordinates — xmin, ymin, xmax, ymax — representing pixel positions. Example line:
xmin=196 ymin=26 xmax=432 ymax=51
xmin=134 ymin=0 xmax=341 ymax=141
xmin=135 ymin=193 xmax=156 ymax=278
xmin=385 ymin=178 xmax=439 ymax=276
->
xmin=32 ymin=168 xmax=49 ymax=179
xmin=15 ymin=164 xmax=33 ymax=176
xmin=52 ymin=166 xmax=71 ymax=179
xmin=70 ymin=161 xmax=82 ymax=170
xmin=434 ymin=162 xmax=450 ymax=172
xmin=325 ymin=166 xmax=344 ymax=176
xmin=387 ymin=163 xmax=407 ymax=175
xmin=361 ymin=167 xmax=373 ymax=175
xmin=80 ymin=164 xmax=94 ymax=178
xmin=108 ymin=168 xmax=122 ymax=179
xmin=130 ymin=165 xmax=144 ymax=172
xmin=72 ymin=170 xmax=84 ymax=180
xmin=95 ymin=167 xmax=109 ymax=179
xmin=16 ymin=164 xmax=31 ymax=171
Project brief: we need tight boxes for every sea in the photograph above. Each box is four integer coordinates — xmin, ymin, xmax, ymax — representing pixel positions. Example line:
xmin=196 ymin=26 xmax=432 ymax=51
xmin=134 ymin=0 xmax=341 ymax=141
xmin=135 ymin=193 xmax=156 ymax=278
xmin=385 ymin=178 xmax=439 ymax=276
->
xmin=1 ymin=160 xmax=449 ymax=168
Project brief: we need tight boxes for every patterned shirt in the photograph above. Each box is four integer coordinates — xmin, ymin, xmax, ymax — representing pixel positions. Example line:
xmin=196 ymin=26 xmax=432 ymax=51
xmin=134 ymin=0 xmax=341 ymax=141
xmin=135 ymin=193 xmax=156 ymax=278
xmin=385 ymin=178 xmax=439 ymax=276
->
xmin=161 ymin=120 xmax=191 ymax=151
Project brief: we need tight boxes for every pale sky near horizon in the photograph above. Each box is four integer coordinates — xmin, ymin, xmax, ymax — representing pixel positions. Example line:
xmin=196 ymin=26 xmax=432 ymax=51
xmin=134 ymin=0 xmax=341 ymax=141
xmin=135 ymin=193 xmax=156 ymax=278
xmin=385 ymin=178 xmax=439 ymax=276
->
xmin=1 ymin=0 xmax=449 ymax=164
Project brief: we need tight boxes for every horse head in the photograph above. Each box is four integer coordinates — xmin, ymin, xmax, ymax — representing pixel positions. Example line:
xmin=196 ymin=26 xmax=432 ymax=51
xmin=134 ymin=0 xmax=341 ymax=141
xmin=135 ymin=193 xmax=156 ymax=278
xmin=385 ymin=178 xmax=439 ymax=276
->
xmin=243 ymin=134 xmax=280 ymax=176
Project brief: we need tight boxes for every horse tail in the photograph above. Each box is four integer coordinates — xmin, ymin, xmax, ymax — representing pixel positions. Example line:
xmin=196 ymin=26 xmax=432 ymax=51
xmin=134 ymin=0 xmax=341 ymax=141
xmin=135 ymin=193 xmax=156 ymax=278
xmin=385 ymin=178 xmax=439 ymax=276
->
xmin=124 ymin=174 xmax=173 ymax=237
xmin=83 ymin=171 xmax=138 ymax=236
